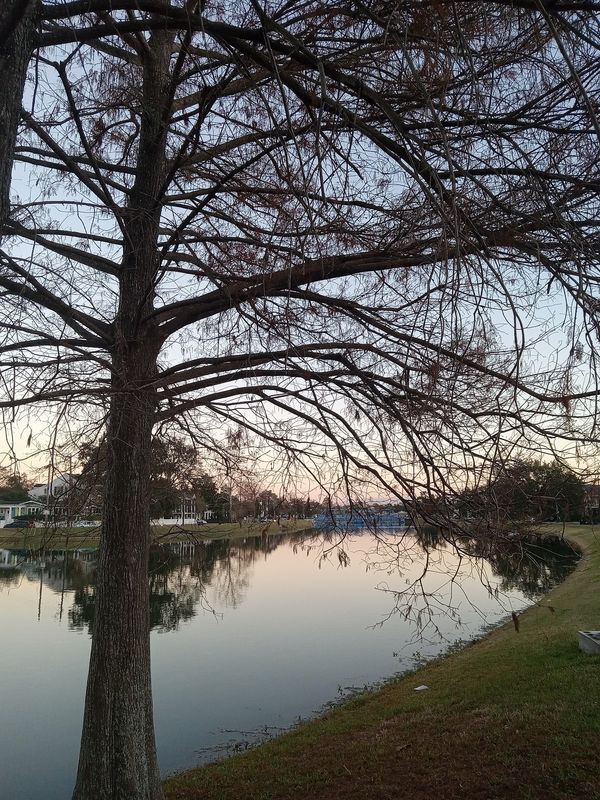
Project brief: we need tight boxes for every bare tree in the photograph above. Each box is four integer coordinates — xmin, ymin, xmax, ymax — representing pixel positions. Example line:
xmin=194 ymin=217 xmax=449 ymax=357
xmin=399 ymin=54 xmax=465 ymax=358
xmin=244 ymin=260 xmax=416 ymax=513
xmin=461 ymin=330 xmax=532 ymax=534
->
xmin=0 ymin=0 xmax=37 ymax=233
xmin=1 ymin=2 xmax=600 ymax=798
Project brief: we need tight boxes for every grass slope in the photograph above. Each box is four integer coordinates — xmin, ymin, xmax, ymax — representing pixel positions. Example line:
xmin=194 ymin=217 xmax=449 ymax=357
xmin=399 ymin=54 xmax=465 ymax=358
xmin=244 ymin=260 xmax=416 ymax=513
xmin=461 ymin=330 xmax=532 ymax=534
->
xmin=165 ymin=524 xmax=600 ymax=800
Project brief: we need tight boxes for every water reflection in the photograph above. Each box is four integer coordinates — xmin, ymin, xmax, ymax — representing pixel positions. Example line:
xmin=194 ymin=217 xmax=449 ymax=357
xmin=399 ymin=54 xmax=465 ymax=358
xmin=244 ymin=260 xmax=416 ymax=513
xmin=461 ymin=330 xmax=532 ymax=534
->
xmin=320 ymin=530 xmax=578 ymax=642
xmin=0 ymin=530 xmax=581 ymax=800
xmin=0 ymin=531 xmax=579 ymax=635
xmin=0 ymin=565 xmax=20 ymax=586
xmin=465 ymin=534 xmax=579 ymax=598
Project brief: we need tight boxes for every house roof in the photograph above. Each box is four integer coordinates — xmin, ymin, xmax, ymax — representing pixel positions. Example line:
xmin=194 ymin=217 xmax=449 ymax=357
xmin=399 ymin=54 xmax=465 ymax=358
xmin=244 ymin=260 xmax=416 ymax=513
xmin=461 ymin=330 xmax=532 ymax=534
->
xmin=0 ymin=500 xmax=44 ymax=508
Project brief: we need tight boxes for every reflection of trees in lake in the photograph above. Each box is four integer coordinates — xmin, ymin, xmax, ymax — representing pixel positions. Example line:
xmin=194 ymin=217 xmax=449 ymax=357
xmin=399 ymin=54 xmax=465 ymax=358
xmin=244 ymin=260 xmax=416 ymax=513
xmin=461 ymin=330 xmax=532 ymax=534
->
xmin=68 ymin=535 xmax=290 ymax=633
xmin=409 ymin=533 xmax=577 ymax=639
xmin=476 ymin=535 xmax=579 ymax=599
xmin=70 ymin=585 xmax=96 ymax=630
xmin=2 ymin=532 xmax=580 ymax=636
xmin=0 ymin=548 xmax=96 ymax=594
xmin=199 ymin=534 xmax=285 ymax=609
xmin=148 ymin=549 xmax=201 ymax=632
xmin=410 ymin=529 xmax=579 ymax=601
xmin=0 ymin=567 xmax=21 ymax=587
xmin=295 ymin=529 xmax=580 ymax=642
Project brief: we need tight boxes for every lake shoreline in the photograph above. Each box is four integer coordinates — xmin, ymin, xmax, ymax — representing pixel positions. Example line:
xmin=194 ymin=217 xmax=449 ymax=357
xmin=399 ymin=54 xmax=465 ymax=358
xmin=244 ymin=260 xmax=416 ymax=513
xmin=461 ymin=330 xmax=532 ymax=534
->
xmin=165 ymin=523 xmax=600 ymax=800
xmin=0 ymin=519 xmax=313 ymax=549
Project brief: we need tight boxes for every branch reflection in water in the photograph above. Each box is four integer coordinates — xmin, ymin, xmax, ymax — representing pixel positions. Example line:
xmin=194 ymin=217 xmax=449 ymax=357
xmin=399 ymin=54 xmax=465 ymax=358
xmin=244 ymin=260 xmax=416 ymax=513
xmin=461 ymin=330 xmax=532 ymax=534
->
xmin=0 ymin=529 xmax=579 ymax=800
xmin=1 ymin=529 xmax=579 ymax=637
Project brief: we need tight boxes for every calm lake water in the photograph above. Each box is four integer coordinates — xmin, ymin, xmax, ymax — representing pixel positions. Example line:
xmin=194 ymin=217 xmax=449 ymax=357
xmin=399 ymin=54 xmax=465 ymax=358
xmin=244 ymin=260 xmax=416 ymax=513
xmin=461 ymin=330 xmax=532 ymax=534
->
xmin=0 ymin=529 xmax=578 ymax=800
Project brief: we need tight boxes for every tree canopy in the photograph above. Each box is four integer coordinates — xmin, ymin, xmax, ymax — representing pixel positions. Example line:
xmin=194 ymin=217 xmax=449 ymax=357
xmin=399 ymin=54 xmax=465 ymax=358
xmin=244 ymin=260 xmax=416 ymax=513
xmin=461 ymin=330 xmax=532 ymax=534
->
xmin=459 ymin=459 xmax=586 ymax=524
xmin=0 ymin=466 xmax=29 ymax=501
xmin=1 ymin=2 xmax=599 ymax=798
xmin=2 ymin=1 xmax=599 ymax=506
xmin=77 ymin=435 xmax=221 ymax=517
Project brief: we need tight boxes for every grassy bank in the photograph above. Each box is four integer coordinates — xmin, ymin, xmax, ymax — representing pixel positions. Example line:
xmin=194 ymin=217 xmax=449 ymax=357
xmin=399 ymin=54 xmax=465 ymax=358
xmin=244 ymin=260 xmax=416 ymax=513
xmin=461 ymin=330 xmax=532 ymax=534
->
xmin=0 ymin=519 xmax=311 ymax=550
xmin=165 ymin=523 xmax=600 ymax=800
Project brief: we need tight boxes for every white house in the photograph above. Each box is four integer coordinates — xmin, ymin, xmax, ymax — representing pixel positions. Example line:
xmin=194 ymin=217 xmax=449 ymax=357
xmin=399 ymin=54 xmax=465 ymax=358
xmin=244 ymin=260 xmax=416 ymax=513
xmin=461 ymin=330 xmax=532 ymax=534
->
xmin=29 ymin=473 xmax=80 ymax=501
xmin=0 ymin=500 xmax=44 ymax=526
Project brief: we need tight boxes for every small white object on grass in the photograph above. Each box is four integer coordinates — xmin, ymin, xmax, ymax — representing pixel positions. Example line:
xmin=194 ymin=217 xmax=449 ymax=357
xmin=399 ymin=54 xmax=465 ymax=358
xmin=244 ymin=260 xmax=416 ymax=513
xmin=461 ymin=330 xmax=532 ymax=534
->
xmin=413 ymin=685 xmax=429 ymax=692
xmin=578 ymin=631 xmax=600 ymax=655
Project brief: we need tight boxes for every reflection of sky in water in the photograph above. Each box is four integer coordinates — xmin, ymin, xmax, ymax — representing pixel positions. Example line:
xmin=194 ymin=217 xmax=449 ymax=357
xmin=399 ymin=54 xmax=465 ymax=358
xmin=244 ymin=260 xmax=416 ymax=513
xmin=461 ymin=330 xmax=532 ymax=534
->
xmin=0 ymin=533 xmax=577 ymax=800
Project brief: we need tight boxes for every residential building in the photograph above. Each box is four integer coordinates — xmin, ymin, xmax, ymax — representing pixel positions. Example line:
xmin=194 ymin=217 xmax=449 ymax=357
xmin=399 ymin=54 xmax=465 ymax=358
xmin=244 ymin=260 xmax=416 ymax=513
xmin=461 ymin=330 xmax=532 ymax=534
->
xmin=0 ymin=500 xmax=44 ymax=526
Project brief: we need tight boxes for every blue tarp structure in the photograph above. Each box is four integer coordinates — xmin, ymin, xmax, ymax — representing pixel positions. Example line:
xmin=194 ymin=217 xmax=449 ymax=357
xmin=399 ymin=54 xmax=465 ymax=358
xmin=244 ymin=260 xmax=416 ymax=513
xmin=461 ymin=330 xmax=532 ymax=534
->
xmin=313 ymin=510 xmax=409 ymax=530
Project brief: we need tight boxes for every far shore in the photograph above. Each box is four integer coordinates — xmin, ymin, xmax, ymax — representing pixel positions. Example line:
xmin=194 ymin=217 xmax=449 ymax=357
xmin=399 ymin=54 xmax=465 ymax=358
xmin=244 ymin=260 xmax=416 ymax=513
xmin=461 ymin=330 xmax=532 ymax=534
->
xmin=0 ymin=519 xmax=313 ymax=549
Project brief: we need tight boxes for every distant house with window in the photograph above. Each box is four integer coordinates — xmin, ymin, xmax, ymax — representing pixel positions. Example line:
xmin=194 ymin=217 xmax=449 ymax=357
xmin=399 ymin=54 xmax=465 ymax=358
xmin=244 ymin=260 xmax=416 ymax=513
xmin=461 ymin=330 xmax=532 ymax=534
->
xmin=0 ymin=500 xmax=44 ymax=526
xmin=28 ymin=473 xmax=82 ymax=519
xmin=29 ymin=473 xmax=80 ymax=502
xmin=151 ymin=493 xmax=200 ymax=526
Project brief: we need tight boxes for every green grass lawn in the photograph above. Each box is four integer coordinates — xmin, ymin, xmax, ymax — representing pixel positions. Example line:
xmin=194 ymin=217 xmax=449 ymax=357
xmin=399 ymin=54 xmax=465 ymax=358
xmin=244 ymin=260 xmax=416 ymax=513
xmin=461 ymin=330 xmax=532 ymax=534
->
xmin=165 ymin=523 xmax=600 ymax=800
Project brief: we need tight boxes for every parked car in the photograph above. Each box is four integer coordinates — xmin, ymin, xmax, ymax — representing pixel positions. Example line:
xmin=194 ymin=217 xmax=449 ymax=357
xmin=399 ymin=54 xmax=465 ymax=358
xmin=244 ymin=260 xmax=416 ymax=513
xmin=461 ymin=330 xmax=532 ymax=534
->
xmin=3 ymin=518 xmax=35 ymax=528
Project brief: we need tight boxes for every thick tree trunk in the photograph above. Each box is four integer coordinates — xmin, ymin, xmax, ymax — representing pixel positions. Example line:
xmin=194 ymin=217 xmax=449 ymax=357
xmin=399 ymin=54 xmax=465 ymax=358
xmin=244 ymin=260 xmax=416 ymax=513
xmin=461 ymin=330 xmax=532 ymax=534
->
xmin=73 ymin=22 xmax=174 ymax=799
xmin=0 ymin=0 xmax=37 ymax=235
xmin=72 ymin=346 xmax=164 ymax=800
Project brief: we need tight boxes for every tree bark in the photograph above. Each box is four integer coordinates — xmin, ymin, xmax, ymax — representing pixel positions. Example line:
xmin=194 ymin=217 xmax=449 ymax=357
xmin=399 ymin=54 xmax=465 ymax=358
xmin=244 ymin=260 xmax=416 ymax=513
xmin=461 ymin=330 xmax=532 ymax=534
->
xmin=72 ymin=348 xmax=163 ymax=800
xmin=73 ymin=24 xmax=174 ymax=800
xmin=0 ymin=0 xmax=37 ymax=236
